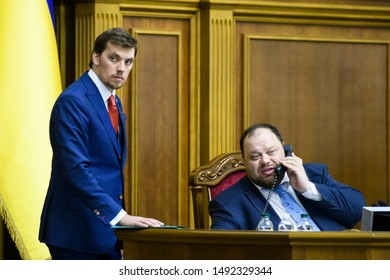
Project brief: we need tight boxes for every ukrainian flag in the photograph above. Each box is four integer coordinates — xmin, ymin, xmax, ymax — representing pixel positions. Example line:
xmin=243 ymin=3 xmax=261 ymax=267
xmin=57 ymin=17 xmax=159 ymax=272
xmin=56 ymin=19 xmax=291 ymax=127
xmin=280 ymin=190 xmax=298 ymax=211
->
xmin=0 ymin=0 xmax=62 ymax=259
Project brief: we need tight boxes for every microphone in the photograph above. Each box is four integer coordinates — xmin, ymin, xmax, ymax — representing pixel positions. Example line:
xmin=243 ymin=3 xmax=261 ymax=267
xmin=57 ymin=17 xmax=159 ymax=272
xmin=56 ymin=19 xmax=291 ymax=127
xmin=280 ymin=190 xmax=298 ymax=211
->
xmin=378 ymin=200 xmax=388 ymax=206
xmin=371 ymin=200 xmax=388 ymax=207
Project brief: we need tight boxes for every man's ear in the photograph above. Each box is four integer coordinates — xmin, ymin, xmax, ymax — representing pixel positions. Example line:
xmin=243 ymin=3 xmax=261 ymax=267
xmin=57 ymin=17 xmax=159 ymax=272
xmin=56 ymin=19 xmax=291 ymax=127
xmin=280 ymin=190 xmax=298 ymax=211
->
xmin=91 ymin=52 xmax=100 ymax=66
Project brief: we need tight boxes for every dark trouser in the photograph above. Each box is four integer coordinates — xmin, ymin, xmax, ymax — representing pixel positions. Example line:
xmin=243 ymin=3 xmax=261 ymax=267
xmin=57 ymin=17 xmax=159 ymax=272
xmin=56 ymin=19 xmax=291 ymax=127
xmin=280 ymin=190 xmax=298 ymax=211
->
xmin=48 ymin=244 xmax=122 ymax=260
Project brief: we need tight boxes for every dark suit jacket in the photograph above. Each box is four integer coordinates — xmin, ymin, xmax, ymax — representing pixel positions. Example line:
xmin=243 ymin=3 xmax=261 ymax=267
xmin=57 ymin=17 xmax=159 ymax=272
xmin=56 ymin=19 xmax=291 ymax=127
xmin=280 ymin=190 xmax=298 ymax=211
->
xmin=39 ymin=72 xmax=127 ymax=254
xmin=209 ymin=163 xmax=366 ymax=231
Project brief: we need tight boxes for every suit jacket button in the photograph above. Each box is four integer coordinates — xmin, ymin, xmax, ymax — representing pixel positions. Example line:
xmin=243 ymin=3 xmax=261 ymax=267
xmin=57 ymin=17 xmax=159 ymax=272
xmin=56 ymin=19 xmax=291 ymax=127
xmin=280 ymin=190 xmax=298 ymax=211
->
xmin=94 ymin=209 xmax=100 ymax=215
xmin=118 ymin=194 xmax=123 ymax=200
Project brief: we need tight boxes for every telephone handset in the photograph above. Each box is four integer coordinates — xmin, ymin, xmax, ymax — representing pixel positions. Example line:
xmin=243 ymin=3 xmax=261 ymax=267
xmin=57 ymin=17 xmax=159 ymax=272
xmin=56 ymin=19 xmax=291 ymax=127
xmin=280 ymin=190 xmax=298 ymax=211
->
xmin=274 ymin=144 xmax=293 ymax=180
xmin=260 ymin=144 xmax=293 ymax=216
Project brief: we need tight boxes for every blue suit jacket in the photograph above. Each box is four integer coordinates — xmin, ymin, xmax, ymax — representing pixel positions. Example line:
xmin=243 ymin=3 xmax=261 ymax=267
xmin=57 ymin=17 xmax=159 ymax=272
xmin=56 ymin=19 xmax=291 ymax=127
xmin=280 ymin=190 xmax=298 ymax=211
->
xmin=209 ymin=163 xmax=366 ymax=231
xmin=39 ymin=72 xmax=127 ymax=254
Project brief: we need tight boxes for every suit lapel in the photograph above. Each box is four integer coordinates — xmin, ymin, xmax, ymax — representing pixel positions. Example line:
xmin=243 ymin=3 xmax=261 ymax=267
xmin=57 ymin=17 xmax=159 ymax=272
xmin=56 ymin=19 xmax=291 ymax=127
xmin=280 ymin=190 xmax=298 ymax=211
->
xmin=243 ymin=178 xmax=279 ymax=218
xmin=243 ymin=178 xmax=265 ymax=214
xmin=116 ymin=96 xmax=127 ymax=167
xmin=81 ymin=73 xmax=121 ymax=158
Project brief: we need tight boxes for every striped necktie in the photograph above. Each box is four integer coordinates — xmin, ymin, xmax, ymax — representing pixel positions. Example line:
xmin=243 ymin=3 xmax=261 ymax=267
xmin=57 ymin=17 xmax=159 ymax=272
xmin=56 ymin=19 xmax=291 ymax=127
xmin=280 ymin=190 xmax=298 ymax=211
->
xmin=274 ymin=183 xmax=320 ymax=231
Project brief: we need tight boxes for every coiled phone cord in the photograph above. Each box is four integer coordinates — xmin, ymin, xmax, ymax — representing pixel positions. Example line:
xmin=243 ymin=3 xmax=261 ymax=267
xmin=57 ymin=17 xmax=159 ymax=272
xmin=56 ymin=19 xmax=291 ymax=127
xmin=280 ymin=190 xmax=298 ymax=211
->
xmin=261 ymin=172 xmax=280 ymax=216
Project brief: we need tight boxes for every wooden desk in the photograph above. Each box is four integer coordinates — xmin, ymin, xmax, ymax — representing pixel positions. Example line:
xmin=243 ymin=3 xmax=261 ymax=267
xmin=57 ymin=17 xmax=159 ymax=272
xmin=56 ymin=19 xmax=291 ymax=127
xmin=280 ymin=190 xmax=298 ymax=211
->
xmin=115 ymin=228 xmax=390 ymax=260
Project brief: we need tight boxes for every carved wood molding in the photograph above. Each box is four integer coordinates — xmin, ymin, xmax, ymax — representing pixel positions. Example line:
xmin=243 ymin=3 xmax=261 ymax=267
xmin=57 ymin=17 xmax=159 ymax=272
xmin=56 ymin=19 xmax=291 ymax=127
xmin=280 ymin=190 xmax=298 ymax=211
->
xmin=191 ymin=151 xmax=245 ymax=185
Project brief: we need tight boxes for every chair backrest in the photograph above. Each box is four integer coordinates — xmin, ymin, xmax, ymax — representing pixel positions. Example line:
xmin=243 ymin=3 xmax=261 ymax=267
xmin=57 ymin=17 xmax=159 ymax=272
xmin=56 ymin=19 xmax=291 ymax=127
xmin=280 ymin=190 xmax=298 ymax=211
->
xmin=189 ymin=150 xmax=246 ymax=229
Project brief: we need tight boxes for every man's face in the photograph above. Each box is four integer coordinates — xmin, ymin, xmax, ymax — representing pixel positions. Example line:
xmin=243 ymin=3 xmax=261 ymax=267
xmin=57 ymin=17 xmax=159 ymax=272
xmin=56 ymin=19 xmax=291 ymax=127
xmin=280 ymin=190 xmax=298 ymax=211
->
xmin=92 ymin=42 xmax=135 ymax=92
xmin=243 ymin=128 xmax=285 ymax=188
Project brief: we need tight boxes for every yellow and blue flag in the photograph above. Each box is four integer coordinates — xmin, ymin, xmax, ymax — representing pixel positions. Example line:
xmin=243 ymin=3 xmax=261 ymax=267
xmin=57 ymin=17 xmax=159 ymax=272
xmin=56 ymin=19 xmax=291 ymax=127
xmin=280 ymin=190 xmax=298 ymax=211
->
xmin=0 ymin=0 xmax=62 ymax=259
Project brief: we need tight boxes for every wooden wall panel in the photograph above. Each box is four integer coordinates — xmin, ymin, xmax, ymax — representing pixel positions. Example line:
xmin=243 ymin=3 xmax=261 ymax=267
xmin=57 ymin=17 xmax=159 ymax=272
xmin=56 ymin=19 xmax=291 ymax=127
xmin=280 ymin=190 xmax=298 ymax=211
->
xmin=135 ymin=32 xmax=179 ymax=222
xmin=121 ymin=16 xmax=192 ymax=226
xmin=236 ymin=21 xmax=390 ymax=207
xmin=53 ymin=0 xmax=390 ymax=230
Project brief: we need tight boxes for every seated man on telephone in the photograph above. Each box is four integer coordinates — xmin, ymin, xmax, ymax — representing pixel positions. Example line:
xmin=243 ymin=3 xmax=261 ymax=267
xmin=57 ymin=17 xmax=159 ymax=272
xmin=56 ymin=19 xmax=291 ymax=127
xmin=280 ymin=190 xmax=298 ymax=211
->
xmin=209 ymin=123 xmax=366 ymax=231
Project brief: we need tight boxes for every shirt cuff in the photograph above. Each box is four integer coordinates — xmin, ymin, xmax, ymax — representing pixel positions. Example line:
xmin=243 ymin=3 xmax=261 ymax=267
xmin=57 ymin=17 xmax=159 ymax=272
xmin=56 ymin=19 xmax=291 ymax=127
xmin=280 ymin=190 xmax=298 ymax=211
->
xmin=301 ymin=182 xmax=322 ymax=201
xmin=109 ymin=209 xmax=127 ymax=226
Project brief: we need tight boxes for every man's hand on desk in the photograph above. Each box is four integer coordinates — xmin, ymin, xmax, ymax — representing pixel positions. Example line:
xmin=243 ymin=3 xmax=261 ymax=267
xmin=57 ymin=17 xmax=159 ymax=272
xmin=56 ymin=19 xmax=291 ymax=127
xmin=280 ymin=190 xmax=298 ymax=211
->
xmin=118 ymin=214 xmax=164 ymax=227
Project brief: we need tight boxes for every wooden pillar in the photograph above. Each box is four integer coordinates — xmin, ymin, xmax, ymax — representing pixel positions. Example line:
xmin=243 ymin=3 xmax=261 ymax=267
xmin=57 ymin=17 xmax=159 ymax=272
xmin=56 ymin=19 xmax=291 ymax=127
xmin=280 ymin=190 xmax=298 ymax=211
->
xmin=200 ymin=2 xmax=236 ymax=163
xmin=75 ymin=2 xmax=121 ymax=78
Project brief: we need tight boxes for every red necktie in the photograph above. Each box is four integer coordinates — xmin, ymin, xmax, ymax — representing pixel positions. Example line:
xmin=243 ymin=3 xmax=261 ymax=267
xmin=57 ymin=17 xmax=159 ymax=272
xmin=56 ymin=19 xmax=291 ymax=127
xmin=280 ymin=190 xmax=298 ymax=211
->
xmin=108 ymin=95 xmax=119 ymax=134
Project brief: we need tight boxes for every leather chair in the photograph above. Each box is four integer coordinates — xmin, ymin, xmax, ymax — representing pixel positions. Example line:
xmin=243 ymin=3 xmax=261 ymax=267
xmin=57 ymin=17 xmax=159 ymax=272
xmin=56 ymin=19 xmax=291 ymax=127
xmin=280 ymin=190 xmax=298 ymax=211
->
xmin=189 ymin=151 xmax=246 ymax=229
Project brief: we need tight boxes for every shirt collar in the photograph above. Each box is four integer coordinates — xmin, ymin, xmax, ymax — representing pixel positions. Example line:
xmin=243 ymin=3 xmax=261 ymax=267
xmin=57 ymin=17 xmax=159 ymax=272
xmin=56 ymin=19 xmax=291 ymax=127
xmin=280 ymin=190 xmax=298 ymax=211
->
xmin=88 ymin=69 xmax=116 ymax=103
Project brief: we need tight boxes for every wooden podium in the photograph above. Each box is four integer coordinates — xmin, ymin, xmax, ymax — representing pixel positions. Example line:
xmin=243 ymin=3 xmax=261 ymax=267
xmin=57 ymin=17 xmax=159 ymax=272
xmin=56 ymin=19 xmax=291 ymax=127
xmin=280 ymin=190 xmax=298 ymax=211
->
xmin=115 ymin=228 xmax=390 ymax=260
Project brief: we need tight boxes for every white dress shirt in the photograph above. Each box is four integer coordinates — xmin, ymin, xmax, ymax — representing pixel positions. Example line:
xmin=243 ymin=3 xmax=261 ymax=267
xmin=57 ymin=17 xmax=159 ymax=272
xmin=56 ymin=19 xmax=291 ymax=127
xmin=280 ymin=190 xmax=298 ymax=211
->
xmin=254 ymin=174 xmax=322 ymax=227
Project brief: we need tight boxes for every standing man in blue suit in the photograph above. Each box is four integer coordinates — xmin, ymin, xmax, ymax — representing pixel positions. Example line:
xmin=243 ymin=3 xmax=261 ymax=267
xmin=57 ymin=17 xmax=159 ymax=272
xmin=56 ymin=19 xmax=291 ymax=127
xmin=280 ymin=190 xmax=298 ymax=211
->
xmin=39 ymin=28 xmax=164 ymax=260
xmin=209 ymin=123 xmax=365 ymax=231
